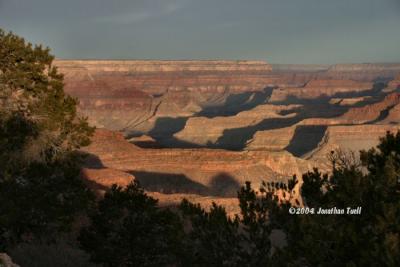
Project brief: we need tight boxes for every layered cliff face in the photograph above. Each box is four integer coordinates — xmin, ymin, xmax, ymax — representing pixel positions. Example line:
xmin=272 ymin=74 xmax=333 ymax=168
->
xmin=269 ymin=79 xmax=373 ymax=103
xmin=57 ymin=60 xmax=275 ymax=96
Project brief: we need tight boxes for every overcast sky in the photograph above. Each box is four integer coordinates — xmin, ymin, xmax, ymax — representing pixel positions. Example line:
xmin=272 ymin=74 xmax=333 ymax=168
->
xmin=0 ymin=0 xmax=399 ymax=64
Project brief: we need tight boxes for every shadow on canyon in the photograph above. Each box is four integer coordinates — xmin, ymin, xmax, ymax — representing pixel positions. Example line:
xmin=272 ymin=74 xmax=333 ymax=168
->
xmin=367 ymin=104 xmax=396 ymax=124
xmin=81 ymin=153 xmax=240 ymax=197
xmin=216 ymin=117 xmax=301 ymax=150
xmin=148 ymin=117 xmax=188 ymax=139
xmin=130 ymin=171 xmax=240 ymax=197
xmin=285 ymin=125 xmax=328 ymax=157
xmin=197 ymin=87 xmax=274 ymax=118
xmin=203 ymin=82 xmax=390 ymax=151
xmin=135 ymin=81 xmax=391 ymax=151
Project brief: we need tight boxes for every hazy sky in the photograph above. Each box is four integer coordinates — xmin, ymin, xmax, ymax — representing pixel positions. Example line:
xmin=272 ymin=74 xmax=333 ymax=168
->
xmin=1 ymin=0 xmax=399 ymax=64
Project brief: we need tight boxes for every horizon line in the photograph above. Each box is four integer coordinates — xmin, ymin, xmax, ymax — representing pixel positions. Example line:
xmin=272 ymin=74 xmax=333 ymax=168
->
xmin=54 ymin=58 xmax=400 ymax=66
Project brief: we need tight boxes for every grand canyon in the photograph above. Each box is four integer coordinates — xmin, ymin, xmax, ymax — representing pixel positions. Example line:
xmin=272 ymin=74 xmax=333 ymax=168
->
xmin=2 ymin=0 xmax=400 ymax=264
xmin=56 ymin=60 xmax=400 ymax=212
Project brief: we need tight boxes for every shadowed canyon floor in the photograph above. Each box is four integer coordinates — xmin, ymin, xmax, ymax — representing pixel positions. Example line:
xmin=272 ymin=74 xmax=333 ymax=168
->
xmin=57 ymin=60 xmax=400 ymax=210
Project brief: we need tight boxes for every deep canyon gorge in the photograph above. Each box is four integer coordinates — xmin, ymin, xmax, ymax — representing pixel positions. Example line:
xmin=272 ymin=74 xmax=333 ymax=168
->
xmin=56 ymin=60 xmax=400 ymax=212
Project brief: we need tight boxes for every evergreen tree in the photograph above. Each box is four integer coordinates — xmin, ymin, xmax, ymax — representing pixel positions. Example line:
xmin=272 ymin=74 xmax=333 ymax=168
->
xmin=0 ymin=28 xmax=93 ymax=170
xmin=0 ymin=29 xmax=94 ymax=249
